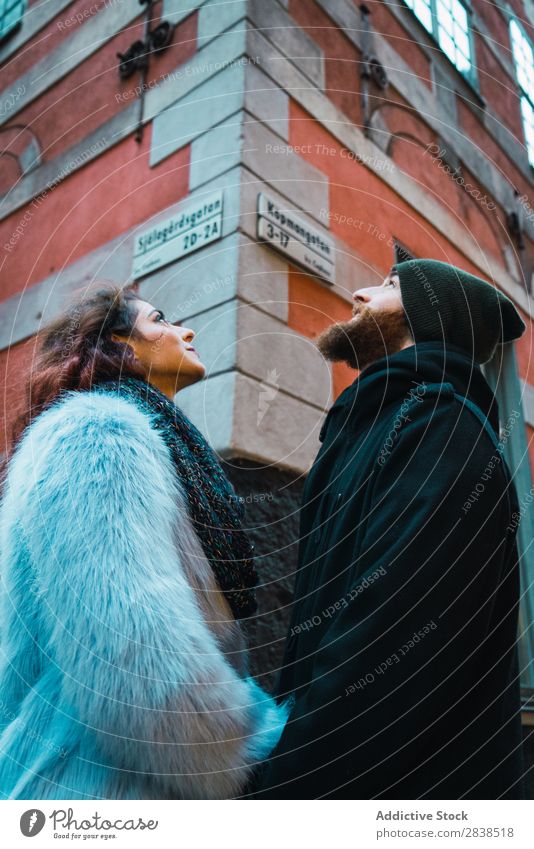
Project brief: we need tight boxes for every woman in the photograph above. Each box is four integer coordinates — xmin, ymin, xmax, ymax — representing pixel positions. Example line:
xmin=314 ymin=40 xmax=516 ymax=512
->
xmin=0 ymin=284 xmax=287 ymax=800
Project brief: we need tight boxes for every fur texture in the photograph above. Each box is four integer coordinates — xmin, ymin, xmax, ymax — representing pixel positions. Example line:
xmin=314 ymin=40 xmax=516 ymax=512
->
xmin=0 ymin=390 xmax=288 ymax=799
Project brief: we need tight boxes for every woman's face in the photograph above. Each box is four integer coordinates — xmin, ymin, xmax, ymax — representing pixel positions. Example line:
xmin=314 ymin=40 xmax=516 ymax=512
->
xmin=112 ymin=299 xmax=206 ymax=397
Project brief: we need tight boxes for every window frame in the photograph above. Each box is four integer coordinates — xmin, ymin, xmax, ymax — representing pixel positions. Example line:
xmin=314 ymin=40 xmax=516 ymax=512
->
xmin=0 ymin=0 xmax=25 ymax=44
xmin=509 ymin=16 xmax=534 ymax=168
xmin=393 ymin=241 xmax=415 ymax=264
xmin=401 ymin=0 xmax=478 ymax=88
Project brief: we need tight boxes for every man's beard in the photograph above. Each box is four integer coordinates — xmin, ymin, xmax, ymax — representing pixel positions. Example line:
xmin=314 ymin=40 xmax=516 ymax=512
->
xmin=315 ymin=306 xmax=410 ymax=372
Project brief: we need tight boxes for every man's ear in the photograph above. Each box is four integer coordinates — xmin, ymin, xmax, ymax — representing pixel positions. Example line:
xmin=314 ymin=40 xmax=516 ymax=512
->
xmin=402 ymin=311 xmax=415 ymax=344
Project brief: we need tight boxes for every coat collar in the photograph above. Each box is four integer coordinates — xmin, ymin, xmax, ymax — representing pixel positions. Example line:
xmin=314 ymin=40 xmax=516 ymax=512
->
xmin=320 ymin=341 xmax=499 ymax=442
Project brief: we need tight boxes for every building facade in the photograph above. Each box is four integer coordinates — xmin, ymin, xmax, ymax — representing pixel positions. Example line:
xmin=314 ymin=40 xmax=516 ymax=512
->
xmin=1 ymin=0 xmax=534 ymax=793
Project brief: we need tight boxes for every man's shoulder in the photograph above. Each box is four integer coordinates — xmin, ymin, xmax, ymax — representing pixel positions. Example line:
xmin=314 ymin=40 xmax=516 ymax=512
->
xmin=395 ymin=381 xmax=497 ymax=434
xmin=383 ymin=380 xmax=501 ymax=459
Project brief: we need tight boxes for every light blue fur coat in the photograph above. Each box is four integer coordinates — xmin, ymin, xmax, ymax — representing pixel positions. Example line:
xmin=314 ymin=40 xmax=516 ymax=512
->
xmin=0 ymin=389 xmax=288 ymax=799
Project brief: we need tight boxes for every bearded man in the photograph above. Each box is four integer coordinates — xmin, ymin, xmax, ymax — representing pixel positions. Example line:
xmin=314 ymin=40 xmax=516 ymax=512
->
xmin=254 ymin=258 xmax=527 ymax=800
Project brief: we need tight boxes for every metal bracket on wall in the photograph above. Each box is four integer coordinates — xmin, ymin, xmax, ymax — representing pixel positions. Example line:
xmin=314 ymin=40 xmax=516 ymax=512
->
xmin=507 ymin=209 xmax=526 ymax=258
xmin=360 ymin=3 xmax=389 ymax=137
xmin=507 ymin=191 xmax=530 ymax=291
xmin=116 ymin=0 xmax=175 ymax=144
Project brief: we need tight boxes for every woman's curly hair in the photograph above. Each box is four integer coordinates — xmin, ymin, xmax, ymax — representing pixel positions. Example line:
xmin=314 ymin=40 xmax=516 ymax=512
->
xmin=10 ymin=283 xmax=147 ymax=451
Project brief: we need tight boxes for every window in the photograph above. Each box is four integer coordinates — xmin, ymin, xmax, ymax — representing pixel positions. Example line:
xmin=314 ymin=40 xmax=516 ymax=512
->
xmin=482 ymin=344 xmax=534 ymax=698
xmin=510 ymin=19 xmax=534 ymax=166
xmin=0 ymin=0 xmax=25 ymax=42
xmin=435 ymin=0 xmax=471 ymax=73
xmin=520 ymin=98 xmax=534 ymax=166
xmin=403 ymin=0 xmax=475 ymax=79
xmin=393 ymin=241 xmax=415 ymax=264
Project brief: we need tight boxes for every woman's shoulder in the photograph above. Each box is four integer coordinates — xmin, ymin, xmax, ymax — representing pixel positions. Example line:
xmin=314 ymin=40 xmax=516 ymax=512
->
xmin=25 ymin=386 xmax=155 ymax=442
xmin=8 ymin=386 xmax=172 ymax=488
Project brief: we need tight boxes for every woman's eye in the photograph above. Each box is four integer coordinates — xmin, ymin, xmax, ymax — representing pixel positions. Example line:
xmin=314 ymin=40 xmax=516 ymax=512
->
xmin=155 ymin=312 xmax=168 ymax=323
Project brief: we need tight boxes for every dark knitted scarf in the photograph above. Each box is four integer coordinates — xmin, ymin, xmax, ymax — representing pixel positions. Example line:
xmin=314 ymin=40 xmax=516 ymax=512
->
xmin=93 ymin=377 xmax=258 ymax=619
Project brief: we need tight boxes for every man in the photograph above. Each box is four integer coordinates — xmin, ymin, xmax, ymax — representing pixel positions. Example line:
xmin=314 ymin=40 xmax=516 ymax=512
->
xmin=256 ymin=258 xmax=527 ymax=799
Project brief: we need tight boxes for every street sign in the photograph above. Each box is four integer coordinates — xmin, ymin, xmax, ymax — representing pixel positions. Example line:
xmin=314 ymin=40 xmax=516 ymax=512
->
xmin=132 ymin=191 xmax=223 ymax=279
xmin=256 ymin=192 xmax=335 ymax=284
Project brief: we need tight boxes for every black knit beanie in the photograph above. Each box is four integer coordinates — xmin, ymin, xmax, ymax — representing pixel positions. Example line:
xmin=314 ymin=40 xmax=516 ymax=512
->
xmin=394 ymin=258 xmax=526 ymax=364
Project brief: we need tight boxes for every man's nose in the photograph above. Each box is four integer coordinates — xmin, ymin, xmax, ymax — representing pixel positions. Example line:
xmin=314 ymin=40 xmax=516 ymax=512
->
xmin=352 ymin=289 xmax=371 ymax=303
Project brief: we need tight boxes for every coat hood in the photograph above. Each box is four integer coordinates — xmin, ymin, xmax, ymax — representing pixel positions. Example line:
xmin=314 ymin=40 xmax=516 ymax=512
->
xmin=320 ymin=340 xmax=500 ymax=442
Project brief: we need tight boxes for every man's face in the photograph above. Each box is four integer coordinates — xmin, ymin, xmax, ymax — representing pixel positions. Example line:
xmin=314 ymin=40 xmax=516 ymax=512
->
xmin=316 ymin=271 xmax=414 ymax=371
xmin=351 ymin=271 xmax=403 ymax=318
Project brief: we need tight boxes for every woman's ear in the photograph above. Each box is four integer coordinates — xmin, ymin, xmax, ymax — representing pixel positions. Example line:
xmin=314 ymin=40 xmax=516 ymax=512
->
xmin=111 ymin=334 xmax=139 ymax=360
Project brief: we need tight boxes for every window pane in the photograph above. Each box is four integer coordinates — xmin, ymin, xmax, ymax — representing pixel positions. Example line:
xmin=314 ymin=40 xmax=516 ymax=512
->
xmin=438 ymin=4 xmax=454 ymax=37
xmin=520 ymin=96 xmax=534 ymax=166
xmin=439 ymin=31 xmax=456 ymax=64
xmin=436 ymin=0 xmax=473 ymax=75
xmin=510 ymin=19 xmax=534 ymax=104
xmin=405 ymin=0 xmax=433 ymax=33
xmin=455 ymin=50 xmax=471 ymax=73
xmin=455 ymin=25 xmax=470 ymax=56
xmin=451 ymin=0 xmax=468 ymax=30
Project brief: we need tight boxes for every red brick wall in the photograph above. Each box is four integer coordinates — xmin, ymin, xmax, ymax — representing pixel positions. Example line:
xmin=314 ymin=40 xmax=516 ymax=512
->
xmin=280 ymin=0 xmax=533 ymax=470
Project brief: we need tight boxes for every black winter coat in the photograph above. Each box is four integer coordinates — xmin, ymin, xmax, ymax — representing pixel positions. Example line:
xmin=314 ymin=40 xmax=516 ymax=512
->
xmin=257 ymin=341 xmax=525 ymax=799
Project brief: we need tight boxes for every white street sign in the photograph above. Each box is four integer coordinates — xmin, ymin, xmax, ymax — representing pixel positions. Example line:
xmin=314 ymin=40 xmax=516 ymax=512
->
xmin=132 ymin=191 xmax=223 ymax=280
xmin=257 ymin=193 xmax=335 ymax=284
